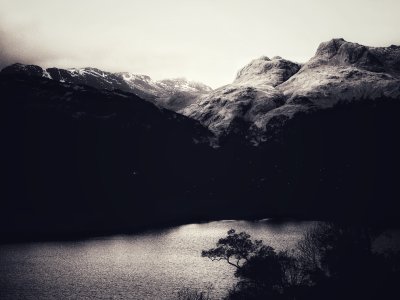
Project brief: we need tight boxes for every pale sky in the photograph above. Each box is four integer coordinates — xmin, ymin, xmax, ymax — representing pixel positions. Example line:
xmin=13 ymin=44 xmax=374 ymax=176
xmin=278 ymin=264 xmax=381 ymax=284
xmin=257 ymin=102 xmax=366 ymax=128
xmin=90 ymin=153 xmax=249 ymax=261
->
xmin=0 ymin=0 xmax=399 ymax=88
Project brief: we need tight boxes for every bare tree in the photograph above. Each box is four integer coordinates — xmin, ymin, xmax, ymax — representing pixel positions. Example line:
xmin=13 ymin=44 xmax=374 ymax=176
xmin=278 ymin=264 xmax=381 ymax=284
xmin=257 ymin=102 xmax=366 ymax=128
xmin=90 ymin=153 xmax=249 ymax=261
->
xmin=201 ymin=229 xmax=271 ymax=269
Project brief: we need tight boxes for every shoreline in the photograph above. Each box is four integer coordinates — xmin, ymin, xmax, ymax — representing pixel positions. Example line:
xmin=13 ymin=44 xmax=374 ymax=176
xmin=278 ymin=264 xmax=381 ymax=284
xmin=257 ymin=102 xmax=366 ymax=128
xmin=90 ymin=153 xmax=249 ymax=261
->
xmin=2 ymin=214 xmax=400 ymax=245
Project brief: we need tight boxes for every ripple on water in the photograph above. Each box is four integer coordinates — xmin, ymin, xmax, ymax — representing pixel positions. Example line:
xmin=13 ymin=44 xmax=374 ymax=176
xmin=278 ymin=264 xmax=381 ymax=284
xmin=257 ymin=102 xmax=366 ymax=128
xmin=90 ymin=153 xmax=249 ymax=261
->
xmin=0 ymin=220 xmax=315 ymax=300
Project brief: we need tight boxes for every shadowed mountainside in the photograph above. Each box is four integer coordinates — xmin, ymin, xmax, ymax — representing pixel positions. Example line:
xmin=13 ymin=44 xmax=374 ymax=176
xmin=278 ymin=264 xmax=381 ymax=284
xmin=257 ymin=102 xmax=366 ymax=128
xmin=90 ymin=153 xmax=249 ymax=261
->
xmin=2 ymin=39 xmax=400 ymax=240
xmin=1 ymin=73 xmax=215 ymax=238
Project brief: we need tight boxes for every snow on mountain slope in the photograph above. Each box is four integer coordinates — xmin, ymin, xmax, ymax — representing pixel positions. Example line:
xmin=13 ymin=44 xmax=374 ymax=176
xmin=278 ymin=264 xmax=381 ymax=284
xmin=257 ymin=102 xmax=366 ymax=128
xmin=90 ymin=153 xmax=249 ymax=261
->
xmin=3 ymin=39 xmax=399 ymax=145
xmin=182 ymin=84 xmax=285 ymax=136
xmin=182 ymin=39 xmax=400 ymax=143
xmin=0 ymin=64 xmax=212 ymax=111
xmin=154 ymin=78 xmax=213 ymax=111
xmin=181 ymin=56 xmax=301 ymax=137
xmin=158 ymin=78 xmax=212 ymax=94
xmin=234 ymin=56 xmax=301 ymax=87
xmin=280 ymin=38 xmax=400 ymax=107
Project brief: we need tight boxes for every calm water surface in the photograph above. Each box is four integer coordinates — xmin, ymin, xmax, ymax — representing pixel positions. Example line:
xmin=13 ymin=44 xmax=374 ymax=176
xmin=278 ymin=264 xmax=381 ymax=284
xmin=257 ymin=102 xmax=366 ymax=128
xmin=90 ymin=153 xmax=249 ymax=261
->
xmin=0 ymin=220 xmax=315 ymax=299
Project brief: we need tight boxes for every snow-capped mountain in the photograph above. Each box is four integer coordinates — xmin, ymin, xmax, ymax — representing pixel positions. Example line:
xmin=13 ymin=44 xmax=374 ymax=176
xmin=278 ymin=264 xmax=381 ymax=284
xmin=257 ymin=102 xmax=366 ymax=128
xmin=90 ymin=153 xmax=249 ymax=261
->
xmin=3 ymin=38 xmax=400 ymax=145
xmin=3 ymin=38 xmax=400 ymax=232
xmin=1 ymin=64 xmax=212 ymax=111
xmin=182 ymin=39 xmax=400 ymax=143
xmin=180 ymin=56 xmax=301 ymax=137
xmin=234 ymin=55 xmax=301 ymax=87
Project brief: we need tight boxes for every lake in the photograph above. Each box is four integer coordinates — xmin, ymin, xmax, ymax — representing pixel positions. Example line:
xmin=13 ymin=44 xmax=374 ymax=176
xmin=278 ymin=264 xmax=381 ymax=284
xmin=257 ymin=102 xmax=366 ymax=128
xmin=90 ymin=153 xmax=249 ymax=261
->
xmin=0 ymin=220 xmax=315 ymax=299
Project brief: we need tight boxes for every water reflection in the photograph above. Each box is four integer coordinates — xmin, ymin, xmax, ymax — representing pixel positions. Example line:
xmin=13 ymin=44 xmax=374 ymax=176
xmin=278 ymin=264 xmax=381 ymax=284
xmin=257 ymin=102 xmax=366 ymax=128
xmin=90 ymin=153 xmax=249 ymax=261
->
xmin=0 ymin=220 xmax=315 ymax=300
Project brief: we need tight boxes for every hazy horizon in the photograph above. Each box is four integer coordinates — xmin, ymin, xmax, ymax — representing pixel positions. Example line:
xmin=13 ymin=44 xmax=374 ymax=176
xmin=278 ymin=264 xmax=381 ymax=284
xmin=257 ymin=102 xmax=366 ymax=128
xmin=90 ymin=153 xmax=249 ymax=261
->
xmin=1 ymin=0 xmax=399 ymax=88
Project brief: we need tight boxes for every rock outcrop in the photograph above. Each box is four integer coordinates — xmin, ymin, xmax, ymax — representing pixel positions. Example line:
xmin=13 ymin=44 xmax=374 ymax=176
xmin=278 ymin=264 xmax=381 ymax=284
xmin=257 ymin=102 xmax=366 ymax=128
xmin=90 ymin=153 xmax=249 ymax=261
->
xmin=182 ymin=39 xmax=400 ymax=144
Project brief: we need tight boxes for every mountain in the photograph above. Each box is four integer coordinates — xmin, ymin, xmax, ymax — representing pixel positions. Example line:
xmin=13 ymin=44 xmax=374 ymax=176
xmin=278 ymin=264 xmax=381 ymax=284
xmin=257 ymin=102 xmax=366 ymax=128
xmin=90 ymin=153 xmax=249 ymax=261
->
xmin=1 ymin=71 xmax=217 ymax=237
xmin=280 ymin=38 xmax=400 ymax=106
xmin=182 ymin=39 xmax=400 ymax=144
xmin=0 ymin=63 xmax=212 ymax=111
xmin=181 ymin=56 xmax=301 ymax=139
xmin=2 ymin=39 xmax=400 ymax=240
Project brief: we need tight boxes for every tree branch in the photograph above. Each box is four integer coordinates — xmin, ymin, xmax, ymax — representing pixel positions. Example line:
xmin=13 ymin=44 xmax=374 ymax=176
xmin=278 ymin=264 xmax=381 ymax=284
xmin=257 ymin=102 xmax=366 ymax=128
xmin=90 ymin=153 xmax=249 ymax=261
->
xmin=227 ymin=257 xmax=241 ymax=269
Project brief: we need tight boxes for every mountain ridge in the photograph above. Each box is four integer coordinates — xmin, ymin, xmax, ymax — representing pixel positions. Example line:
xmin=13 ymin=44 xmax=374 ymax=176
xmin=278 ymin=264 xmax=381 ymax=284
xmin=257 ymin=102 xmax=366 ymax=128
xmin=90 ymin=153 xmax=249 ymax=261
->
xmin=2 ymin=38 xmax=400 ymax=236
xmin=2 ymin=38 xmax=400 ymax=146
xmin=0 ymin=63 xmax=213 ymax=111
xmin=182 ymin=38 xmax=400 ymax=144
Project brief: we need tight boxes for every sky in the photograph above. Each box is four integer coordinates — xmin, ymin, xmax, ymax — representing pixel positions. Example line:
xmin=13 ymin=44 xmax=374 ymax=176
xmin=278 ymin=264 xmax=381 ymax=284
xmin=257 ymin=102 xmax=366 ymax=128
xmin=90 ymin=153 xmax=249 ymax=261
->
xmin=0 ymin=0 xmax=399 ymax=88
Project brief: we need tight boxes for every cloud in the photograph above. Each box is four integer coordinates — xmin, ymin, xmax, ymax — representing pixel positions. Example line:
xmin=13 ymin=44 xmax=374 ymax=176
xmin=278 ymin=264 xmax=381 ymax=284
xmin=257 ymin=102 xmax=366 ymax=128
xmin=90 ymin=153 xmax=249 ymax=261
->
xmin=0 ymin=21 xmax=55 ymax=69
xmin=0 ymin=0 xmax=399 ymax=87
xmin=0 ymin=25 xmax=27 ymax=68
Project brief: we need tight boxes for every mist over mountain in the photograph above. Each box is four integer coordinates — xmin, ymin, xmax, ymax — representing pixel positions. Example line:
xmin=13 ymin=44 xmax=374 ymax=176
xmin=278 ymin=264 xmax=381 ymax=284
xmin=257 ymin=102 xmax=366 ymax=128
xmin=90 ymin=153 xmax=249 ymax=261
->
xmin=2 ymin=38 xmax=400 ymax=239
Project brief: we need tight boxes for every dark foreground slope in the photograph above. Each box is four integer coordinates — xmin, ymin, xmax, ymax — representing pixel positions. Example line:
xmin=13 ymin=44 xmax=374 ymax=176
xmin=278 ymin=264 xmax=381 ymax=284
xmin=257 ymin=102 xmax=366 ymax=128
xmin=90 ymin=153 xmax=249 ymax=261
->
xmin=1 ymin=73 xmax=215 ymax=239
xmin=217 ymin=97 xmax=400 ymax=221
xmin=2 ymin=71 xmax=400 ymax=241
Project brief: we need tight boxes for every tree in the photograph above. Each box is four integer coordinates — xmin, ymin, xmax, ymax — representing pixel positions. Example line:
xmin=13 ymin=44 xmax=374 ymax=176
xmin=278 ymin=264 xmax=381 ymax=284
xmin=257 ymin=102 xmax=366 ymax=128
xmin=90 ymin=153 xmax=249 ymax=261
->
xmin=202 ymin=229 xmax=288 ymax=299
xmin=201 ymin=225 xmax=400 ymax=300
xmin=295 ymin=223 xmax=373 ymax=280
xmin=201 ymin=229 xmax=268 ymax=269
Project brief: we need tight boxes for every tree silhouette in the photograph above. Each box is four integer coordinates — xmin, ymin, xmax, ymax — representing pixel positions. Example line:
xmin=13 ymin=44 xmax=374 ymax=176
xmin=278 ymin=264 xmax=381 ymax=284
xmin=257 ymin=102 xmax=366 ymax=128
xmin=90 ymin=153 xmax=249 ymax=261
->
xmin=202 ymin=229 xmax=289 ymax=299
xmin=200 ymin=225 xmax=400 ymax=300
xmin=201 ymin=229 xmax=269 ymax=269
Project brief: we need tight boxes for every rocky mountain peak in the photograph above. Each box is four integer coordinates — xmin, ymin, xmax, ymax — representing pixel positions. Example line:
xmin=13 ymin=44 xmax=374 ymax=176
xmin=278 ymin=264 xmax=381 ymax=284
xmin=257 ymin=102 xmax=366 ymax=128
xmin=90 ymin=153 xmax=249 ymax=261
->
xmin=183 ymin=39 xmax=400 ymax=143
xmin=309 ymin=38 xmax=400 ymax=73
xmin=314 ymin=38 xmax=347 ymax=58
xmin=234 ymin=55 xmax=301 ymax=87
xmin=158 ymin=78 xmax=213 ymax=93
